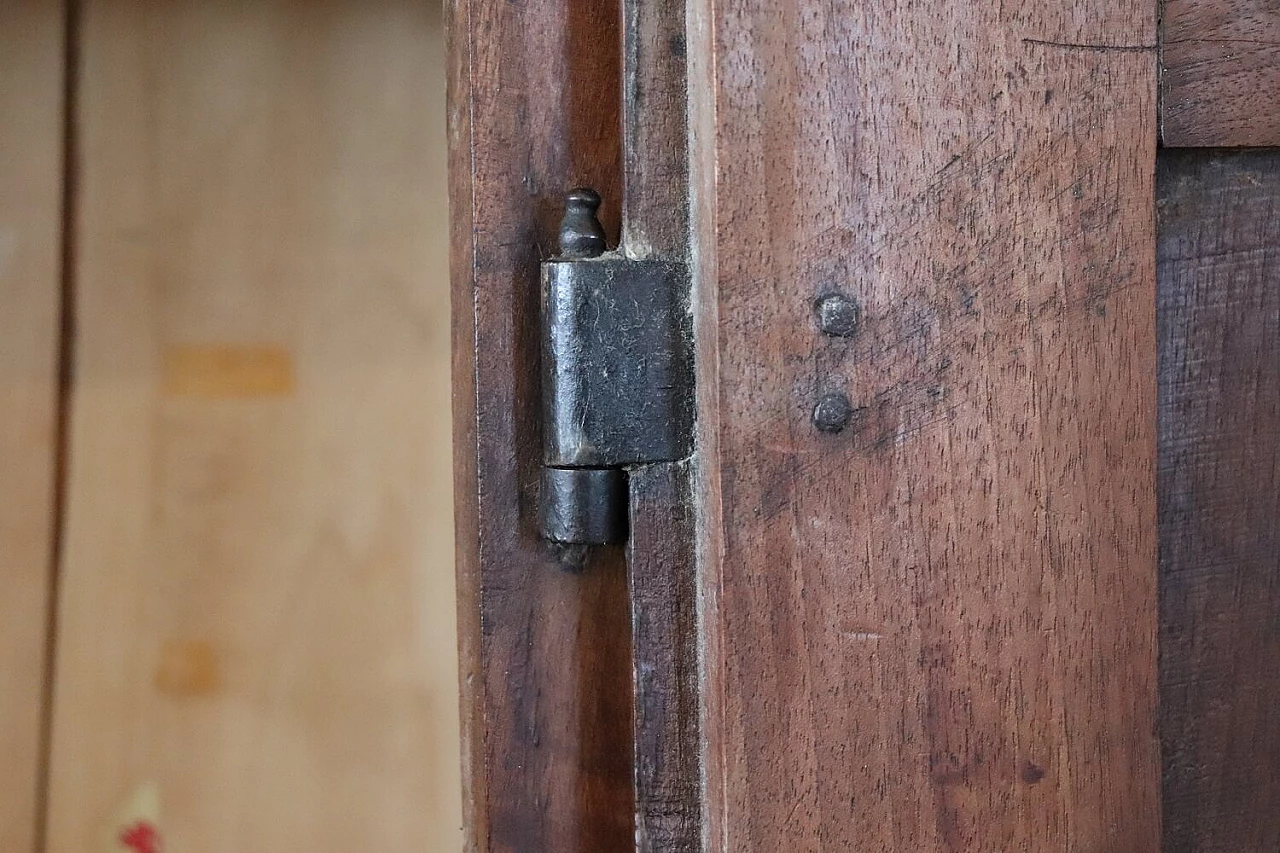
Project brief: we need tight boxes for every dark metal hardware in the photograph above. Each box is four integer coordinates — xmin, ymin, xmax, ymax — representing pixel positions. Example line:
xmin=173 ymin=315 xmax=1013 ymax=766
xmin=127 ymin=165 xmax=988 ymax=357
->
xmin=540 ymin=467 xmax=628 ymax=544
xmin=815 ymin=292 xmax=860 ymax=337
xmin=539 ymin=188 xmax=694 ymax=544
xmin=813 ymin=391 xmax=854 ymax=433
xmin=558 ymin=187 xmax=608 ymax=259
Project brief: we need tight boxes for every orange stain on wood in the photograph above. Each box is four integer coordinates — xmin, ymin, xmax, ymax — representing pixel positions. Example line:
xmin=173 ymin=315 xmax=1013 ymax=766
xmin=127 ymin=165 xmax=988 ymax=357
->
xmin=162 ymin=345 xmax=295 ymax=398
xmin=154 ymin=639 xmax=221 ymax=697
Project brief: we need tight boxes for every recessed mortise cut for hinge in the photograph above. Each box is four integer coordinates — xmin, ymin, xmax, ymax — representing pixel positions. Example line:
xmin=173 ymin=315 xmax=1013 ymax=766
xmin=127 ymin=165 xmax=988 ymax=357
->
xmin=540 ymin=188 xmax=694 ymax=544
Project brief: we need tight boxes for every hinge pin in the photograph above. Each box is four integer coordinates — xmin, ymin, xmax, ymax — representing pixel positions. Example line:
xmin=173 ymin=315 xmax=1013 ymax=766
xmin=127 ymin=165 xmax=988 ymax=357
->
xmin=559 ymin=187 xmax=607 ymax=259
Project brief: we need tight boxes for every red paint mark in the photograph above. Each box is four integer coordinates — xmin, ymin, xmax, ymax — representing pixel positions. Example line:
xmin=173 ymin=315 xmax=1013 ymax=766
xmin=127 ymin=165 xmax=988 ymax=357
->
xmin=120 ymin=822 xmax=161 ymax=853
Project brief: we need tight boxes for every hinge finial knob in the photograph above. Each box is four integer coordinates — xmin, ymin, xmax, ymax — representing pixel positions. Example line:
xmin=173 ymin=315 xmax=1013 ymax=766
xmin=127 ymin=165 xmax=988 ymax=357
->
xmin=559 ymin=187 xmax=607 ymax=259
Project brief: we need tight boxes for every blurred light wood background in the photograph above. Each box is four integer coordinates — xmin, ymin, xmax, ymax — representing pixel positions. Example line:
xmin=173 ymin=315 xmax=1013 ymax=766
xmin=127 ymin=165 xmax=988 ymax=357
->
xmin=1 ymin=1 xmax=463 ymax=849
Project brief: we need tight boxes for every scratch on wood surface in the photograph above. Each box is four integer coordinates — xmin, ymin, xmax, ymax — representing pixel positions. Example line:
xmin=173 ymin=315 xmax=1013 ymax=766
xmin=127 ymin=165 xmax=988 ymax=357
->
xmin=1022 ymin=38 xmax=1158 ymax=52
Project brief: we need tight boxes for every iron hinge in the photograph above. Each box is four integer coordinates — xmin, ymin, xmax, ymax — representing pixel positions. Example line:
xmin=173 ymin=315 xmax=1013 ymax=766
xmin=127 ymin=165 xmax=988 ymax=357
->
xmin=540 ymin=188 xmax=694 ymax=545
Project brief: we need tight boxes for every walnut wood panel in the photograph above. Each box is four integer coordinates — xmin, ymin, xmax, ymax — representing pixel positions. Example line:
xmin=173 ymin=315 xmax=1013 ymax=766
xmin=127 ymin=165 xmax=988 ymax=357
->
xmin=0 ymin=3 xmax=64 ymax=850
xmin=1161 ymin=0 xmax=1280 ymax=146
xmin=448 ymin=0 xmax=635 ymax=849
xmin=621 ymin=1 xmax=701 ymax=849
xmin=689 ymin=1 xmax=1161 ymax=850
xmin=628 ymin=462 xmax=701 ymax=852
xmin=1158 ymin=151 xmax=1280 ymax=853
xmin=622 ymin=0 xmax=688 ymax=259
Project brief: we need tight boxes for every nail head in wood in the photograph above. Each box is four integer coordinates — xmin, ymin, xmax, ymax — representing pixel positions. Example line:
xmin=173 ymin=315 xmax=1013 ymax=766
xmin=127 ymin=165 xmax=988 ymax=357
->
xmin=815 ymin=292 xmax=860 ymax=337
xmin=813 ymin=392 xmax=854 ymax=433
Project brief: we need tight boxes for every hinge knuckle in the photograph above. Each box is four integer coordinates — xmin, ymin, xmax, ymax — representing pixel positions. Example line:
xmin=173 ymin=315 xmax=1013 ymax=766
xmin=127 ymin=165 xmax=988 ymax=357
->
xmin=540 ymin=467 xmax=628 ymax=545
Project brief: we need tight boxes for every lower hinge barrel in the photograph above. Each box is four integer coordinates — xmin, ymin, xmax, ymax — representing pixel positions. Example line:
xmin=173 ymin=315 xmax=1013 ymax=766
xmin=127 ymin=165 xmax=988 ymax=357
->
xmin=540 ymin=467 xmax=628 ymax=545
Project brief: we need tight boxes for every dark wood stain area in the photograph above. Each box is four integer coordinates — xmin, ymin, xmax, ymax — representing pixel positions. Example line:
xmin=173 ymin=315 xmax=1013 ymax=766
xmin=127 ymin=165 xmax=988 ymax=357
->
xmin=447 ymin=0 xmax=633 ymax=849
xmin=620 ymin=0 xmax=702 ymax=850
xmin=622 ymin=0 xmax=689 ymax=259
xmin=689 ymin=0 xmax=1161 ymax=849
xmin=1161 ymin=0 xmax=1280 ymax=146
xmin=628 ymin=462 xmax=701 ymax=853
xmin=1158 ymin=151 xmax=1280 ymax=853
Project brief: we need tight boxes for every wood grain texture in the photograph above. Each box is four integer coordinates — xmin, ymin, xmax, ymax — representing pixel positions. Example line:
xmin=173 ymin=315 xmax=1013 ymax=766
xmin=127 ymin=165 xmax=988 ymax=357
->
xmin=1161 ymin=0 xmax=1280 ymax=146
xmin=688 ymin=0 xmax=1161 ymax=849
xmin=628 ymin=462 xmax=701 ymax=852
xmin=0 ymin=2 xmax=65 ymax=850
xmin=622 ymin=0 xmax=688 ymax=260
xmin=1157 ymin=151 xmax=1280 ymax=853
xmin=46 ymin=2 xmax=461 ymax=848
xmin=448 ymin=0 xmax=635 ymax=848
xmin=621 ymin=2 xmax=701 ymax=849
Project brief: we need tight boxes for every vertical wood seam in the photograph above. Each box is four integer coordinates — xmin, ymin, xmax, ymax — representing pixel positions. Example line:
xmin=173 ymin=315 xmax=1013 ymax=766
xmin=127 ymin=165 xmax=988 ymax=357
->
xmin=34 ymin=1 xmax=80 ymax=849
xmin=685 ymin=0 xmax=725 ymax=848
xmin=446 ymin=0 xmax=487 ymax=848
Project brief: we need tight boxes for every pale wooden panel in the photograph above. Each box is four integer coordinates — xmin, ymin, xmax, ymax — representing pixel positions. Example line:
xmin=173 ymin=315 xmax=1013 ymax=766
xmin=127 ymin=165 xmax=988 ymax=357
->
xmin=689 ymin=0 xmax=1160 ymax=849
xmin=0 ymin=3 xmax=64 ymax=850
xmin=46 ymin=2 xmax=460 ymax=849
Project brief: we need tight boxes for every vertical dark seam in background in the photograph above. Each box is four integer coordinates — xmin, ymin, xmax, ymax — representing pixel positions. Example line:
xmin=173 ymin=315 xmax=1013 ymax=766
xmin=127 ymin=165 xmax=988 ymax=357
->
xmin=34 ymin=0 xmax=80 ymax=849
